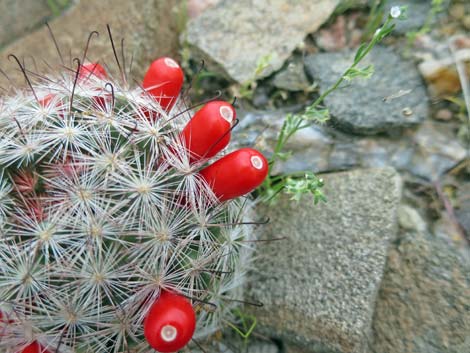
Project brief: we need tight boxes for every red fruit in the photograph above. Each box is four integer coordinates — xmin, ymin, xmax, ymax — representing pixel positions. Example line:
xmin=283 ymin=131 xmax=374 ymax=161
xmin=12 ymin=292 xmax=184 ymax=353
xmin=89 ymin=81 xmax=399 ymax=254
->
xmin=38 ymin=93 xmax=54 ymax=108
xmin=38 ymin=93 xmax=66 ymax=116
xmin=77 ymin=63 xmax=110 ymax=110
xmin=142 ymin=57 xmax=184 ymax=112
xmin=79 ymin=63 xmax=107 ymax=81
xmin=182 ymin=101 xmax=235 ymax=162
xmin=19 ymin=342 xmax=49 ymax=353
xmin=144 ymin=290 xmax=196 ymax=353
xmin=200 ymin=148 xmax=268 ymax=201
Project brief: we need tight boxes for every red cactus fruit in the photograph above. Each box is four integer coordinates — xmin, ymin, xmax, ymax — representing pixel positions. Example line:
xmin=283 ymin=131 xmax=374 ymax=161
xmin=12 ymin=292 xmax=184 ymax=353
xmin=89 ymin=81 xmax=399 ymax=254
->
xmin=182 ymin=101 xmax=235 ymax=162
xmin=38 ymin=93 xmax=54 ymax=108
xmin=144 ymin=290 xmax=196 ymax=353
xmin=19 ymin=342 xmax=49 ymax=353
xmin=142 ymin=57 xmax=184 ymax=112
xmin=200 ymin=148 xmax=268 ymax=201
xmin=79 ymin=62 xmax=107 ymax=81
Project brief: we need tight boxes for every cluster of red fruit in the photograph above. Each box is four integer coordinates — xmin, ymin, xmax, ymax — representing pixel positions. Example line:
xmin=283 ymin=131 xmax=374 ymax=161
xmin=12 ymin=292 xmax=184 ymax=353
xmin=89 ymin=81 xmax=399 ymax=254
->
xmin=41 ymin=58 xmax=268 ymax=203
xmin=142 ymin=57 xmax=269 ymax=203
xmin=0 ymin=57 xmax=268 ymax=353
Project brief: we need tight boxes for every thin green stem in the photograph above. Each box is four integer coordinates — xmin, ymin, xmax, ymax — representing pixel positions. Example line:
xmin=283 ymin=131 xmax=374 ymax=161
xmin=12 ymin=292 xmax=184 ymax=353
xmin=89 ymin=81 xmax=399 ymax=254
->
xmin=258 ymin=13 xmax=398 ymax=204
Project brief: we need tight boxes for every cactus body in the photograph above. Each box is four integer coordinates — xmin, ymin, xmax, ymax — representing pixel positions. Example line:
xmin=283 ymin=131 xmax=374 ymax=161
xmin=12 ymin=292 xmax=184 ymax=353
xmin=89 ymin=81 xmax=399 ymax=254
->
xmin=0 ymin=58 xmax=264 ymax=352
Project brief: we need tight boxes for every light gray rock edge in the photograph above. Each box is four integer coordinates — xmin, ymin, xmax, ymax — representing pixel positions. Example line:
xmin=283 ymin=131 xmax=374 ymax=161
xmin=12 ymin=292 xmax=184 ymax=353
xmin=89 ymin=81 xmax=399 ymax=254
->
xmin=184 ymin=0 xmax=339 ymax=83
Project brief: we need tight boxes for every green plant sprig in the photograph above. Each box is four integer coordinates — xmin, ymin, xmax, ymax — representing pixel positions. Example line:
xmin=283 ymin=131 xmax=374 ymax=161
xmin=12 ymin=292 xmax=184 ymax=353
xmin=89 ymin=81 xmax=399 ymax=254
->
xmin=362 ymin=0 xmax=387 ymax=41
xmin=257 ymin=10 xmax=403 ymax=204
xmin=226 ymin=308 xmax=257 ymax=342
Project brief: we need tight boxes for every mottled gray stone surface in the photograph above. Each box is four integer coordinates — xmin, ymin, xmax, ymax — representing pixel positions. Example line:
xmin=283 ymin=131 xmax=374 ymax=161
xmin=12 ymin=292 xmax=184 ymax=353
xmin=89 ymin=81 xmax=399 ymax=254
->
xmin=192 ymin=339 xmax=280 ymax=353
xmin=0 ymin=0 xmax=52 ymax=48
xmin=455 ymin=182 xmax=470 ymax=237
xmin=285 ymin=344 xmax=312 ymax=353
xmin=406 ymin=120 xmax=467 ymax=179
xmin=235 ymin=110 xmax=465 ymax=181
xmin=185 ymin=0 xmax=339 ymax=83
xmin=305 ymin=46 xmax=428 ymax=135
xmin=247 ymin=168 xmax=402 ymax=353
xmin=371 ymin=229 xmax=470 ymax=353
xmin=384 ymin=0 xmax=449 ymax=35
xmin=0 ymin=0 xmax=180 ymax=87
xmin=249 ymin=341 xmax=280 ymax=353
xmin=272 ymin=56 xmax=311 ymax=91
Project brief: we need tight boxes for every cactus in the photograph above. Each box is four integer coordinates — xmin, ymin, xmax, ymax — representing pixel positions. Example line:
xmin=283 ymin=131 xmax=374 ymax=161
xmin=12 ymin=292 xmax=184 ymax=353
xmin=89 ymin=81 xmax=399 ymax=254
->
xmin=0 ymin=55 xmax=267 ymax=352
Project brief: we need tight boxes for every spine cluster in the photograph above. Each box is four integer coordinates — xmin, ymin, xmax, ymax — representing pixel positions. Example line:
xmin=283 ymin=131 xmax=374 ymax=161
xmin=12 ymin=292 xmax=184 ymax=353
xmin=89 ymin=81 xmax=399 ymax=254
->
xmin=0 ymin=57 xmax=267 ymax=352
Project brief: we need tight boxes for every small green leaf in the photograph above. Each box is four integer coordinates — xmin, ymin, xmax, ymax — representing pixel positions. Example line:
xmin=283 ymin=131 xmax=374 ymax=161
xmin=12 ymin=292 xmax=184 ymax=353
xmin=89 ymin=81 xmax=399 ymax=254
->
xmin=354 ymin=43 xmax=369 ymax=63
xmin=254 ymin=53 xmax=274 ymax=77
xmin=375 ymin=23 xmax=395 ymax=42
xmin=300 ymin=106 xmax=330 ymax=124
xmin=284 ymin=172 xmax=326 ymax=204
xmin=275 ymin=151 xmax=293 ymax=161
xmin=227 ymin=309 xmax=257 ymax=340
xmin=343 ymin=65 xmax=375 ymax=81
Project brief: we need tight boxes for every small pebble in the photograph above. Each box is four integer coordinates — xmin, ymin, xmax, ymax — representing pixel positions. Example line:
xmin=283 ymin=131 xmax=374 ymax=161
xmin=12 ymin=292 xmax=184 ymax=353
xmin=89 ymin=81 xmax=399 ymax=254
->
xmin=402 ymin=107 xmax=413 ymax=117
xmin=435 ymin=109 xmax=453 ymax=121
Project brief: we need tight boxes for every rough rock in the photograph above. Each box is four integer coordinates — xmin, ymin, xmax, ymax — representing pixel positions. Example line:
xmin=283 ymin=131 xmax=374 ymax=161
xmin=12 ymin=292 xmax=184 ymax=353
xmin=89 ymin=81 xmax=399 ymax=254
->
xmin=235 ymin=110 xmax=465 ymax=180
xmin=247 ymin=168 xmax=402 ymax=353
xmin=248 ymin=341 xmax=280 ymax=353
xmin=313 ymin=11 xmax=364 ymax=53
xmin=314 ymin=15 xmax=347 ymax=52
xmin=193 ymin=339 xmax=280 ymax=353
xmin=305 ymin=46 xmax=428 ymax=135
xmin=397 ymin=204 xmax=427 ymax=233
xmin=432 ymin=212 xmax=470 ymax=260
xmin=272 ymin=56 xmax=311 ymax=92
xmin=384 ymin=0 xmax=443 ymax=35
xmin=434 ymin=108 xmax=453 ymax=121
xmin=371 ymin=230 xmax=470 ymax=353
xmin=418 ymin=47 xmax=470 ymax=97
xmin=184 ymin=0 xmax=339 ymax=83
xmin=0 ymin=0 xmax=180 ymax=88
xmin=285 ymin=344 xmax=311 ymax=353
xmin=407 ymin=120 xmax=467 ymax=179
xmin=0 ymin=0 xmax=52 ymax=49
xmin=455 ymin=182 xmax=470 ymax=237
xmin=414 ymin=35 xmax=470 ymax=97
xmin=187 ymin=0 xmax=222 ymax=19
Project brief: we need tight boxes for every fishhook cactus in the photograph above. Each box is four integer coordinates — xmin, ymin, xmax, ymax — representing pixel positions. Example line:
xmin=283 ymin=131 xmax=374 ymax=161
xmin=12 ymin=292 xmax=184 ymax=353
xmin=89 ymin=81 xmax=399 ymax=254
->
xmin=0 ymin=54 xmax=268 ymax=352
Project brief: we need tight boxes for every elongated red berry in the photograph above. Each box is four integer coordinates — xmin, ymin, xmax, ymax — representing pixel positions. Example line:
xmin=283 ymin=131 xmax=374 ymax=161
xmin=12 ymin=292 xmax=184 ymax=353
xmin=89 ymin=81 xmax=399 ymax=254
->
xmin=200 ymin=148 xmax=268 ymax=201
xmin=182 ymin=101 xmax=235 ymax=162
xmin=144 ymin=290 xmax=196 ymax=353
xmin=79 ymin=63 xmax=107 ymax=80
xmin=143 ymin=57 xmax=184 ymax=111
xmin=20 ymin=342 xmax=49 ymax=353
